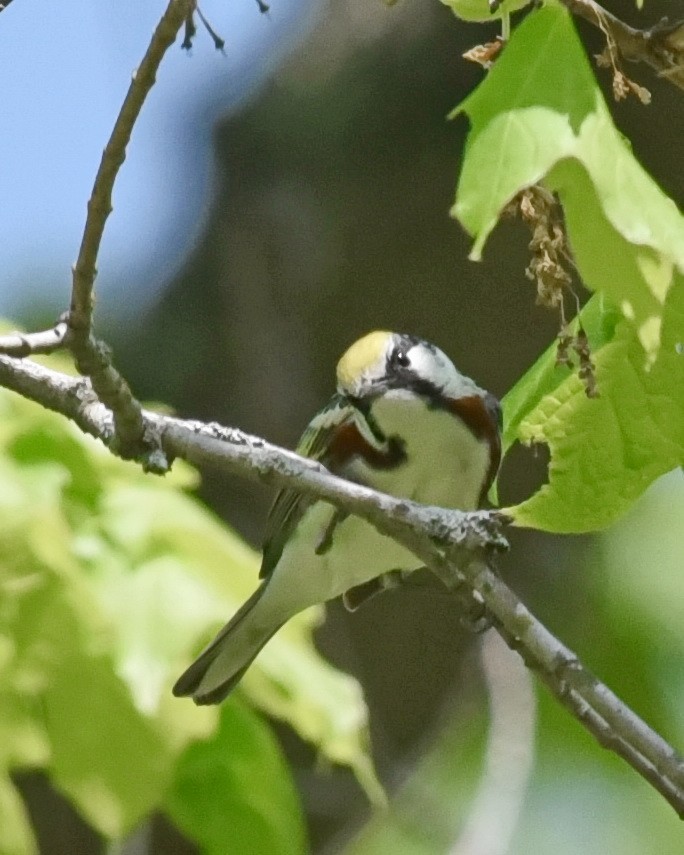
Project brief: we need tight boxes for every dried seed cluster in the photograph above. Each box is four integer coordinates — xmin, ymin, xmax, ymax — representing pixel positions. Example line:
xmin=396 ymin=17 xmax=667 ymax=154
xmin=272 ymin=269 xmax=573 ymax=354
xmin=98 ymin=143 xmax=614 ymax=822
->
xmin=506 ymin=184 xmax=599 ymax=397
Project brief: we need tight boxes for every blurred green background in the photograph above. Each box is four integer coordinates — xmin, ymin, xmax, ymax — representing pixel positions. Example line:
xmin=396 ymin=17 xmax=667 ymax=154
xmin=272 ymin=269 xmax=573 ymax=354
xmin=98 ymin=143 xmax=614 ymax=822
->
xmin=1 ymin=0 xmax=683 ymax=853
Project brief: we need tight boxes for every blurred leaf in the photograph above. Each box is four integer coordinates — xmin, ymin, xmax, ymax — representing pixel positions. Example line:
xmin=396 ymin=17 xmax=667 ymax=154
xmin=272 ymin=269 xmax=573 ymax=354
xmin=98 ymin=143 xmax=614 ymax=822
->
xmin=94 ymin=554 xmax=225 ymax=717
xmin=9 ymin=421 xmax=103 ymax=510
xmin=453 ymin=3 xmax=684 ymax=531
xmin=600 ymin=471 xmax=684 ymax=734
xmin=166 ymin=702 xmax=307 ymax=855
xmin=601 ymin=471 xmax=684 ymax=645
xmin=0 ymin=778 xmax=37 ymax=855
xmin=348 ymin=700 xmax=488 ymax=855
xmin=243 ymin=618 xmax=384 ymax=804
xmin=45 ymin=655 xmax=171 ymax=839
xmin=0 ymin=350 xmax=377 ymax=846
xmin=0 ymin=689 xmax=50 ymax=772
xmin=89 ymin=481 xmax=379 ymax=797
xmin=0 ymin=503 xmax=165 ymax=839
xmin=507 ymin=476 xmax=684 ymax=855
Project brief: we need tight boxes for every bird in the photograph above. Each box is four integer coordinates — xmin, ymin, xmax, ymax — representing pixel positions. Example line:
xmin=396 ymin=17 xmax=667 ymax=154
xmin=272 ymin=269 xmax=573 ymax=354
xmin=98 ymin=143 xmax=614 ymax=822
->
xmin=173 ymin=330 xmax=502 ymax=705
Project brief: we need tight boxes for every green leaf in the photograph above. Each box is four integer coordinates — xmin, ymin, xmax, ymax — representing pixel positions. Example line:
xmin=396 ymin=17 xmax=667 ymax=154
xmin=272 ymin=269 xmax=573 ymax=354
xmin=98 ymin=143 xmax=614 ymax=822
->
xmin=1 ymin=359 xmax=376 ymax=783
xmin=506 ymin=283 xmax=683 ymax=531
xmin=601 ymin=471 xmax=684 ymax=659
xmin=8 ymin=420 xmax=103 ymax=511
xmin=500 ymin=294 xmax=620 ymax=453
xmin=240 ymin=615 xmax=384 ymax=805
xmin=45 ymin=655 xmax=172 ymax=839
xmin=453 ymin=2 xmax=684 ymax=363
xmin=453 ymin=3 xmax=684 ymax=530
xmin=439 ymin=0 xmax=530 ymax=23
xmin=165 ymin=702 xmax=307 ymax=855
xmin=0 ymin=778 xmax=37 ymax=855
xmin=0 ymin=369 xmax=374 ymax=844
xmin=89 ymin=481 xmax=380 ymax=797
xmin=0 ymin=689 xmax=51 ymax=772
xmin=0 ymin=511 xmax=165 ymax=840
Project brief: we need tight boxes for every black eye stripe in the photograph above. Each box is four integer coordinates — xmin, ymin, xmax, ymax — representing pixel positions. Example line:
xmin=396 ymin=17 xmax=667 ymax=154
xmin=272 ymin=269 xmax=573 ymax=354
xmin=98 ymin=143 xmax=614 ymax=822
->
xmin=389 ymin=346 xmax=411 ymax=368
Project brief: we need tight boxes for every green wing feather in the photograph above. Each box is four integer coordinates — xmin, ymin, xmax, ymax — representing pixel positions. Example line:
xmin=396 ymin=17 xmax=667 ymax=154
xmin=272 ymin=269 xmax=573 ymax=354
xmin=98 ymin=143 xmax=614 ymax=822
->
xmin=259 ymin=395 xmax=356 ymax=580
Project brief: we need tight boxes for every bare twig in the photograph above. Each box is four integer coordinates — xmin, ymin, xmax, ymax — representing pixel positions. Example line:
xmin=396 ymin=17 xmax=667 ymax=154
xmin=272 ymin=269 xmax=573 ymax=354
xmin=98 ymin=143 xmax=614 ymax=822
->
xmin=0 ymin=320 xmax=68 ymax=357
xmin=66 ymin=0 xmax=193 ymax=461
xmin=0 ymin=355 xmax=110 ymax=440
xmin=0 ymin=352 xmax=682 ymax=817
xmin=196 ymin=6 xmax=225 ymax=51
xmin=69 ymin=0 xmax=192 ymax=339
xmin=560 ymin=0 xmax=684 ymax=91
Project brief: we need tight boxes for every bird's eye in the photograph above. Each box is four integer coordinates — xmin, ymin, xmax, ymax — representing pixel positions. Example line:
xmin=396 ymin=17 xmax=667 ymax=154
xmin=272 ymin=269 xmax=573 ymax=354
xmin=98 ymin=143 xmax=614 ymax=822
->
xmin=392 ymin=348 xmax=411 ymax=368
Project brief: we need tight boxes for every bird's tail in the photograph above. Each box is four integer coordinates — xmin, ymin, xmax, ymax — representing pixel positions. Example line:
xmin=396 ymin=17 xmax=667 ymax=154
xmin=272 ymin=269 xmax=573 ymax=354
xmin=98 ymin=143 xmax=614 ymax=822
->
xmin=172 ymin=582 xmax=282 ymax=705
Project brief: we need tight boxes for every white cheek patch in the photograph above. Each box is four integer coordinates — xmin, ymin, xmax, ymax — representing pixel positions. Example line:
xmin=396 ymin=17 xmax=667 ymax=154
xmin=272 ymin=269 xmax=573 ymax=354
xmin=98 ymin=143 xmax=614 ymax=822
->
xmin=408 ymin=344 xmax=457 ymax=390
xmin=408 ymin=343 xmax=484 ymax=399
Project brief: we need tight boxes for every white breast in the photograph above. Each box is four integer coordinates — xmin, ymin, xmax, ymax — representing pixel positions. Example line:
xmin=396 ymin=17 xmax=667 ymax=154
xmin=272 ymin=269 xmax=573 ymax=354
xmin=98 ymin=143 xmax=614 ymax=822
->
xmin=257 ymin=392 xmax=491 ymax=622
xmin=352 ymin=393 xmax=490 ymax=510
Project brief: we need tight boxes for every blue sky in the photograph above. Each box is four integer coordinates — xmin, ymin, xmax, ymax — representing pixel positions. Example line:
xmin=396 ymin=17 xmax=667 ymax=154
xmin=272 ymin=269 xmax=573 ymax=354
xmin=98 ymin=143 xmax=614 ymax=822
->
xmin=0 ymin=0 xmax=312 ymax=322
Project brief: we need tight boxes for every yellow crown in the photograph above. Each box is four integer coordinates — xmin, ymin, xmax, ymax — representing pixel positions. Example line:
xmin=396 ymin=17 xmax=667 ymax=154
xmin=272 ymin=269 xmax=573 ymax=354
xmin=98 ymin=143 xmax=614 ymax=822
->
xmin=336 ymin=330 xmax=391 ymax=391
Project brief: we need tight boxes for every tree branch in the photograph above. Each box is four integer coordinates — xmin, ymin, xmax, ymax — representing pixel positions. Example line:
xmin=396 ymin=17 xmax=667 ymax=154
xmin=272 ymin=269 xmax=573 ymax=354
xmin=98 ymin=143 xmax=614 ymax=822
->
xmin=69 ymin=0 xmax=192 ymax=339
xmin=560 ymin=0 xmax=684 ymax=91
xmin=63 ymin=0 xmax=193 ymax=463
xmin=460 ymin=559 xmax=684 ymax=816
xmin=0 ymin=352 xmax=682 ymax=817
xmin=0 ymin=319 xmax=68 ymax=357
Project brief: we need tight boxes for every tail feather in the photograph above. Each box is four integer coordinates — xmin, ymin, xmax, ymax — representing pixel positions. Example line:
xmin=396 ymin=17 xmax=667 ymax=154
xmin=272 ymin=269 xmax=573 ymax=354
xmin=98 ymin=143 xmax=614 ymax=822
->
xmin=173 ymin=582 xmax=282 ymax=705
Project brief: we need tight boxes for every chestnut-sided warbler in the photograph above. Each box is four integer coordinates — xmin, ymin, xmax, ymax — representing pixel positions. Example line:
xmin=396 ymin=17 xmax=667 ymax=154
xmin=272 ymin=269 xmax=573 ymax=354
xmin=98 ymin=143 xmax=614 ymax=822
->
xmin=174 ymin=331 xmax=502 ymax=705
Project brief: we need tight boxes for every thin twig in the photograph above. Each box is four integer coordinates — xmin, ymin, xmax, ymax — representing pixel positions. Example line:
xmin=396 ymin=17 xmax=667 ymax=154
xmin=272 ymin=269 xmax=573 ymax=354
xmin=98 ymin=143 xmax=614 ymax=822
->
xmin=560 ymin=0 xmax=684 ymax=91
xmin=69 ymin=0 xmax=192 ymax=338
xmin=0 ymin=320 xmax=68 ymax=357
xmin=0 ymin=353 xmax=682 ymax=817
xmin=67 ymin=0 xmax=193 ymax=461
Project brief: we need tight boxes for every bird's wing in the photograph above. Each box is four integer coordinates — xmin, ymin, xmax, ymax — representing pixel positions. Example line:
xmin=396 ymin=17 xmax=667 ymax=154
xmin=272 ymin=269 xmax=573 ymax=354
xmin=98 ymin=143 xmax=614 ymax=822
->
xmin=259 ymin=395 xmax=362 ymax=580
